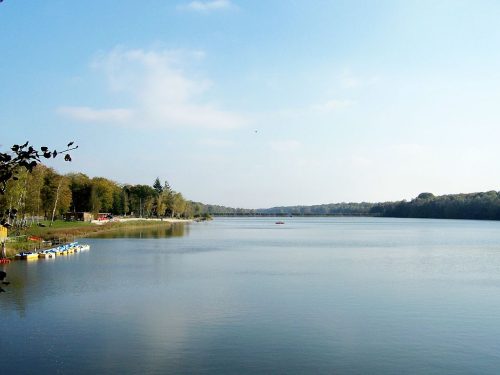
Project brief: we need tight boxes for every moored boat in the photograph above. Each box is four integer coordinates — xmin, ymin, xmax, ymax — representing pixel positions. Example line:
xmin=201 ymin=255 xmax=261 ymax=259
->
xmin=38 ymin=249 xmax=56 ymax=259
xmin=54 ymin=246 xmax=65 ymax=255
xmin=66 ymin=242 xmax=79 ymax=253
xmin=77 ymin=244 xmax=90 ymax=251
xmin=15 ymin=252 xmax=39 ymax=260
xmin=14 ymin=242 xmax=90 ymax=261
xmin=73 ymin=243 xmax=90 ymax=252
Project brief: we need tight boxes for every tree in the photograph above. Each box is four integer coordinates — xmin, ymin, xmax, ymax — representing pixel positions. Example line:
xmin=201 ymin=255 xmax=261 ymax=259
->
xmin=49 ymin=175 xmax=71 ymax=225
xmin=24 ymin=165 xmax=48 ymax=218
xmin=162 ymin=181 xmax=174 ymax=217
xmin=40 ymin=167 xmax=61 ymax=218
xmin=89 ymin=186 xmax=101 ymax=217
xmin=417 ymin=192 xmax=435 ymax=200
xmin=0 ymin=141 xmax=77 ymax=194
xmin=90 ymin=177 xmax=116 ymax=213
xmin=172 ymin=192 xmax=187 ymax=218
xmin=0 ymin=141 xmax=77 ymax=226
xmin=128 ymin=184 xmax=157 ymax=217
xmin=153 ymin=177 xmax=163 ymax=194
xmin=67 ymin=173 xmax=92 ymax=212
xmin=0 ymin=169 xmax=28 ymax=227
xmin=120 ymin=188 xmax=130 ymax=216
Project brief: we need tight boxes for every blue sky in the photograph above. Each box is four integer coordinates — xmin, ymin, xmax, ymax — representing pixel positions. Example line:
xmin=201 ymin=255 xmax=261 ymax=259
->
xmin=2 ymin=0 xmax=500 ymax=208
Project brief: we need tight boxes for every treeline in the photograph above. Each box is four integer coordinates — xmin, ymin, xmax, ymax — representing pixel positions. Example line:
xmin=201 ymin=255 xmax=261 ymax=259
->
xmin=190 ymin=202 xmax=255 ymax=216
xmin=4 ymin=163 xmax=499 ymax=223
xmin=191 ymin=202 xmax=375 ymax=216
xmin=0 ymin=164 xmax=197 ymax=225
xmin=370 ymin=191 xmax=500 ymax=220
xmin=256 ymin=202 xmax=375 ymax=216
xmin=194 ymin=191 xmax=500 ymax=221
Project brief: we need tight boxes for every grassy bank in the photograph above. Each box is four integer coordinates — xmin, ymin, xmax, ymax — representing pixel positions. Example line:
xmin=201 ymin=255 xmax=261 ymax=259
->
xmin=5 ymin=220 xmax=177 ymax=257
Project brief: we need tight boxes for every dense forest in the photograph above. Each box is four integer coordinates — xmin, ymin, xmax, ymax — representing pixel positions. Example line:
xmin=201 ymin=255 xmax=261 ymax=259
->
xmin=195 ymin=191 xmax=500 ymax=221
xmin=0 ymin=164 xmax=199 ymax=225
xmin=193 ymin=202 xmax=375 ymax=216
xmin=370 ymin=191 xmax=500 ymax=220
xmin=257 ymin=202 xmax=374 ymax=216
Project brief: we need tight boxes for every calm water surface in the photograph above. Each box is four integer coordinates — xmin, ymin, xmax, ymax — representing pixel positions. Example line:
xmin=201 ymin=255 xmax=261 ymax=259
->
xmin=2 ymin=217 xmax=500 ymax=374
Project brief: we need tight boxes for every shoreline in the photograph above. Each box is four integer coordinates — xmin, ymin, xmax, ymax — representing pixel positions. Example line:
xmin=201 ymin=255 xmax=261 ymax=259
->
xmin=91 ymin=218 xmax=192 ymax=225
xmin=4 ymin=219 xmax=193 ymax=257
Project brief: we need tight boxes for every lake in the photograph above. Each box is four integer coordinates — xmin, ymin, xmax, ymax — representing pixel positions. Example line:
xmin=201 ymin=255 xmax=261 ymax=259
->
xmin=2 ymin=217 xmax=500 ymax=374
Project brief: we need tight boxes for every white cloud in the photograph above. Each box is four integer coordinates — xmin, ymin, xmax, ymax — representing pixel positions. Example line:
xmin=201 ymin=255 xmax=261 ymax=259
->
xmin=349 ymin=156 xmax=373 ymax=168
xmin=197 ymin=138 xmax=234 ymax=147
xmin=59 ymin=47 xmax=246 ymax=130
xmin=57 ymin=106 xmax=133 ymax=123
xmin=270 ymin=139 xmax=302 ymax=152
xmin=179 ymin=0 xmax=232 ymax=12
xmin=312 ymin=99 xmax=354 ymax=112
xmin=392 ymin=143 xmax=426 ymax=157
xmin=339 ymin=69 xmax=380 ymax=89
xmin=340 ymin=71 xmax=361 ymax=89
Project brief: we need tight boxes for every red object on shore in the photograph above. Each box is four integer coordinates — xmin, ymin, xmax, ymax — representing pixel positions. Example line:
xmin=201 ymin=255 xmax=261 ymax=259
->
xmin=28 ymin=236 xmax=42 ymax=241
xmin=0 ymin=259 xmax=10 ymax=264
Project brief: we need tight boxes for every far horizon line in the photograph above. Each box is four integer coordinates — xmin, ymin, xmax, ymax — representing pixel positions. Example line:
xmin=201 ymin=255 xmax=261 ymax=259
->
xmin=197 ymin=189 xmax=498 ymax=211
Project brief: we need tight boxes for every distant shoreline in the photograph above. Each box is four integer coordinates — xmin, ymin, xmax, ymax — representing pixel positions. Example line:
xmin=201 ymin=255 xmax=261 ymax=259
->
xmin=211 ymin=214 xmax=500 ymax=222
xmin=204 ymin=190 xmax=500 ymax=221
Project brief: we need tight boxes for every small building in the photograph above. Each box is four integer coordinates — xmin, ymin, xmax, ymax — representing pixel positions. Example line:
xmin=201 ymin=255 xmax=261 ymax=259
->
xmin=65 ymin=212 xmax=93 ymax=222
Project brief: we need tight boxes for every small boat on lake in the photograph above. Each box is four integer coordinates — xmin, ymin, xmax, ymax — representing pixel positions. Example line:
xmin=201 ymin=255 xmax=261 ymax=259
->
xmin=75 ymin=244 xmax=90 ymax=252
xmin=15 ymin=252 xmax=39 ymax=260
xmin=59 ymin=247 xmax=68 ymax=255
xmin=53 ymin=245 xmax=66 ymax=255
xmin=15 ymin=242 xmax=90 ymax=260
xmin=275 ymin=221 xmax=285 ymax=225
xmin=38 ymin=250 xmax=55 ymax=258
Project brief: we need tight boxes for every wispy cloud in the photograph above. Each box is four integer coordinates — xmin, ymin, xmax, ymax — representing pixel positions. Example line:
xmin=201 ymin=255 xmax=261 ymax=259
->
xmin=339 ymin=69 xmax=380 ymax=89
xmin=270 ymin=139 xmax=302 ymax=152
xmin=57 ymin=106 xmax=133 ymax=123
xmin=312 ymin=99 xmax=354 ymax=113
xmin=58 ymin=47 xmax=246 ymax=130
xmin=340 ymin=71 xmax=360 ymax=89
xmin=392 ymin=143 xmax=427 ymax=157
xmin=197 ymin=138 xmax=235 ymax=147
xmin=179 ymin=0 xmax=233 ymax=12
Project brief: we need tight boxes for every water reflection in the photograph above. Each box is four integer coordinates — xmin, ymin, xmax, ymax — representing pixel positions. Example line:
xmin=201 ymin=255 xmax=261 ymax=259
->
xmin=1 ymin=262 xmax=31 ymax=316
xmin=0 ymin=224 xmax=189 ymax=317
xmin=90 ymin=223 xmax=188 ymax=239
